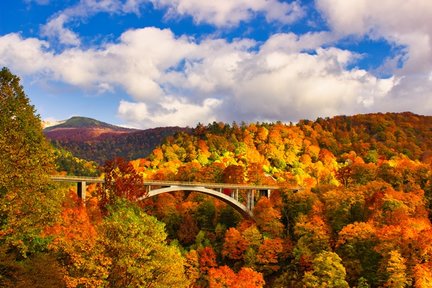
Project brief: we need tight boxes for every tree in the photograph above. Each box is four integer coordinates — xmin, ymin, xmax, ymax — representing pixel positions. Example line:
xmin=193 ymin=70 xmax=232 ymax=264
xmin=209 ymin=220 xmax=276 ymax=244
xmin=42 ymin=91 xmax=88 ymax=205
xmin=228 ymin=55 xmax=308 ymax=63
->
xmin=256 ymin=238 xmax=284 ymax=274
xmin=209 ymin=265 xmax=236 ymax=288
xmin=198 ymin=246 xmax=217 ymax=274
xmin=222 ymin=227 xmax=248 ymax=261
xmin=253 ymin=197 xmax=284 ymax=237
xmin=208 ymin=266 xmax=265 ymax=288
xmin=384 ymin=250 xmax=410 ymax=288
xmin=303 ymin=251 xmax=349 ymax=288
xmin=0 ymin=67 xmax=62 ymax=257
xmin=184 ymin=250 xmax=200 ymax=285
xmin=177 ymin=213 xmax=199 ymax=245
xmin=336 ymin=222 xmax=381 ymax=286
xmin=98 ymin=157 xmax=148 ymax=210
xmin=44 ymin=192 xmax=109 ymax=287
xmin=99 ymin=200 xmax=189 ymax=287
xmin=223 ymin=165 xmax=245 ymax=184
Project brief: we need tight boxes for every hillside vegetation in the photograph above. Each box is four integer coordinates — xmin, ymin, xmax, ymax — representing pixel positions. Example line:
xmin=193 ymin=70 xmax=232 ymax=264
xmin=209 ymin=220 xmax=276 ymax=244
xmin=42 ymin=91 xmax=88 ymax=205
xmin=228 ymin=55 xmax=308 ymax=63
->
xmin=44 ymin=117 xmax=189 ymax=164
xmin=121 ymin=113 xmax=432 ymax=287
xmin=3 ymin=66 xmax=432 ymax=287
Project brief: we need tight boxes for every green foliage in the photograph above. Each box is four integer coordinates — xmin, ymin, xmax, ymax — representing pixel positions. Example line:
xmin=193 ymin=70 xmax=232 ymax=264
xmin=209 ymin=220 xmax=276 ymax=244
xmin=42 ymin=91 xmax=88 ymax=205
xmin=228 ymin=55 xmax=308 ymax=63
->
xmin=53 ymin=146 xmax=99 ymax=176
xmin=0 ymin=67 xmax=63 ymax=257
xmin=195 ymin=200 xmax=216 ymax=230
xmin=384 ymin=250 xmax=411 ymax=288
xmin=99 ymin=200 xmax=190 ymax=288
xmin=302 ymin=251 xmax=349 ymax=288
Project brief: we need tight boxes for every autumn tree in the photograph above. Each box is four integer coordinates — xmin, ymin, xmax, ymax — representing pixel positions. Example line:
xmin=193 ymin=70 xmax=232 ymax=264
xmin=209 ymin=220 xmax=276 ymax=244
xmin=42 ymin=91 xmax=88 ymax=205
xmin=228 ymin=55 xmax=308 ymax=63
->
xmin=302 ymin=251 xmax=349 ymax=288
xmin=222 ymin=227 xmax=248 ymax=261
xmin=223 ymin=165 xmax=245 ymax=184
xmin=98 ymin=157 xmax=148 ymax=210
xmin=198 ymin=246 xmax=218 ymax=274
xmin=383 ymin=250 xmax=411 ymax=288
xmin=99 ymin=200 xmax=189 ymax=287
xmin=177 ymin=212 xmax=199 ymax=245
xmin=0 ymin=67 xmax=63 ymax=257
xmin=208 ymin=266 xmax=265 ymax=288
xmin=256 ymin=238 xmax=284 ymax=274
xmin=253 ymin=197 xmax=284 ymax=237
xmin=44 ymin=192 xmax=108 ymax=287
xmin=336 ymin=222 xmax=381 ymax=286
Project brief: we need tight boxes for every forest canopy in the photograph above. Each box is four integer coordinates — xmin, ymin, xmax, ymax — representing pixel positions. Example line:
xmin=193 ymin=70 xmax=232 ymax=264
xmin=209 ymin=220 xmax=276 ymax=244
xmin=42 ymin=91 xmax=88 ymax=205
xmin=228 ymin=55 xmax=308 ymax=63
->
xmin=2 ymin=67 xmax=432 ymax=287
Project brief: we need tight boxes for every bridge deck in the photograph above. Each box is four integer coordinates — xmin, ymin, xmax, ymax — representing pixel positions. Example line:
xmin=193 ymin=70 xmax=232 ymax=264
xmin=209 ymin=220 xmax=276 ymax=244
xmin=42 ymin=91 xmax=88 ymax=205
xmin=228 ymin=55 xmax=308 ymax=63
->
xmin=143 ymin=180 xmax=279 ymax=190
xmin=50 ymin=176 xmax=105 ymax=183
xmin=50 ymin=176 xmax=282 ymax=190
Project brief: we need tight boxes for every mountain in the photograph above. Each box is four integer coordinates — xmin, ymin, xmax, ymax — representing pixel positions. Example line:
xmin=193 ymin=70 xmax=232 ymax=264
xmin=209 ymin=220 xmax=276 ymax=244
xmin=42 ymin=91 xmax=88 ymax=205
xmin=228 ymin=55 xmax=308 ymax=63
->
xmin=44 ymin=116 xmax=190 ymax=164
xmin=44 ymin=116 xmax=136 ymax=142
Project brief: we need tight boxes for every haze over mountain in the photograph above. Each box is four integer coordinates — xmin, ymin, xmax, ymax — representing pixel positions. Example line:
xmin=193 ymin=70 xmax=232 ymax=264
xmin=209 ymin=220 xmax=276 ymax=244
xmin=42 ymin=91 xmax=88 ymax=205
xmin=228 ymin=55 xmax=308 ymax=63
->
xmin=44 ymin=116 xmax=189 ymax=164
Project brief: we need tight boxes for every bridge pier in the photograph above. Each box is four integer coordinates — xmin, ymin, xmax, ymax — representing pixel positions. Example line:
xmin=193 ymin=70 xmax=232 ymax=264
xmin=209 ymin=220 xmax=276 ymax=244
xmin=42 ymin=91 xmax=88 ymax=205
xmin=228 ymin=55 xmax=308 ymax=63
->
xmin=77 ymin=181 xmax=87 ymax=201
xmin=247 ymin=190 xmax=255 ymax=211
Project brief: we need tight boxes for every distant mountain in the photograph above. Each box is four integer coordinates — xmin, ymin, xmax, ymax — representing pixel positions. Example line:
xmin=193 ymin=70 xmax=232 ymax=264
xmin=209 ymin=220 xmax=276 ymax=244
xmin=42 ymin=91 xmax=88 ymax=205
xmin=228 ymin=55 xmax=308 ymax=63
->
xmin=44 ymin=116 xmax=129 ymax=131
xmin=44 ymin=116 xmax=136 ymax=142
xmin=44 ymin=116 xmax=190 ymax=164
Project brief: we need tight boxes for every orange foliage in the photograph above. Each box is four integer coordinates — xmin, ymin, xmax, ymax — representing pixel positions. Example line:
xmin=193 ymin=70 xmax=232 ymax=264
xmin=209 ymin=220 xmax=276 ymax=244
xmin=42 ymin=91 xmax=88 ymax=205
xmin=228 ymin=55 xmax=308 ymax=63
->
xmin=209 ymin=266 xmax=264 ymax=288
xmin=256 ymin=238 xmax=284 ymax=273
xmin=222 ymin=227 xmax=248 ymax=261
xmin=198 ymin=247 xmax=217 ymax=274
xmin=253 ymin=197 xmax=284 ymax=237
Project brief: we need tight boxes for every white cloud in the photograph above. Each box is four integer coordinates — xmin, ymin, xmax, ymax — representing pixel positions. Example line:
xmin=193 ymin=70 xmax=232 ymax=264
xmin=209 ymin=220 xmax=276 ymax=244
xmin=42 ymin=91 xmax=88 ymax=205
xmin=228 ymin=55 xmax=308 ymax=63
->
xmin=0 ymin=33 xmax=53 ymax=74
xmin=41 ymin=14 xmax=81 ymax=46
xmin=118 ymin=97 xmax=221 ymax=127
xmin=1 ymin=24 xmax=429 ymax=128
xmin=153 ymin=0 xmax=304 ymax=27
xmin=316 ymin=0 xmax=432 ymax=118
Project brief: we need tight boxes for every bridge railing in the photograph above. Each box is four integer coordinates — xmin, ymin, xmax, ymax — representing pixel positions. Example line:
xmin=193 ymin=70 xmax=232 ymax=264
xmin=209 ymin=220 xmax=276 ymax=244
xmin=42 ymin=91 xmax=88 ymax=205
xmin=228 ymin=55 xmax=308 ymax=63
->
xmin=50 ymin=175 xmax=105 ymax=183
xmin=142 ymin=180 xmax=280 ymax=190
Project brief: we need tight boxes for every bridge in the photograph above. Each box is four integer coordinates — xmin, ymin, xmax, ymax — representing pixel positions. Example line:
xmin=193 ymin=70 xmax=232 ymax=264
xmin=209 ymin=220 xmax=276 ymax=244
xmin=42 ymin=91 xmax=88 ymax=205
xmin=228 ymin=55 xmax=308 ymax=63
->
xmin=50 ymin=176 xmax=284 ymax=218
xmin=51 ymin=176 xmax=104 ymax=199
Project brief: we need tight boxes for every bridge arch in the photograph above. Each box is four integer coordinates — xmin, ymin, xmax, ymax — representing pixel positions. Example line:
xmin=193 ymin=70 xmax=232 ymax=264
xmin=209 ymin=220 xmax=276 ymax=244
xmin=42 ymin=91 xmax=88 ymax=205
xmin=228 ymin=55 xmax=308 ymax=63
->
xmin=137 ymin=186 xmax=253 ymax=218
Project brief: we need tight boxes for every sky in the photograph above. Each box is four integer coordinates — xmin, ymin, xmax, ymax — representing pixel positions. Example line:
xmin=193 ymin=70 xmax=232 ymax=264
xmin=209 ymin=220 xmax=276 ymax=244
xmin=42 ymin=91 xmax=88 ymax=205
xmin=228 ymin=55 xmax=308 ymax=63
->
xmin=0 ymin=0 xmax=431 ymax=129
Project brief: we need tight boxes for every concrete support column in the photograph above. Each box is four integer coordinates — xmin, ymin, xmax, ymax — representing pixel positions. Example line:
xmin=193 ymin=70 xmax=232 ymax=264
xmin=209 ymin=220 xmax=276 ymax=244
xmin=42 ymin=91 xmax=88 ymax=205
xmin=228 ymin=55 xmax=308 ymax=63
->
xmin=251 ymin=189 xmax=255 ymax=211
xmin=77 ymin=181 xmax=86 ymax=201
xmin=267 ymin=189 xmax=271 ymax=199
xmin=246 ymin=191 xmax=249 ymax=210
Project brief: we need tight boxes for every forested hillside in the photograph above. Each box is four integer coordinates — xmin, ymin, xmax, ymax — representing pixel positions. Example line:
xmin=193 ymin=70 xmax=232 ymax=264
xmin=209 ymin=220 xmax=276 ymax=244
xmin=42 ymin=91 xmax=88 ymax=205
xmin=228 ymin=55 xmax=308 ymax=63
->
xmin=45 ymin=117 xmax=190 ymax=164
xmin=3 ymin=65 xmax=432 ymax=287
xmin=126 ymin=114 xmax=432 ymax=287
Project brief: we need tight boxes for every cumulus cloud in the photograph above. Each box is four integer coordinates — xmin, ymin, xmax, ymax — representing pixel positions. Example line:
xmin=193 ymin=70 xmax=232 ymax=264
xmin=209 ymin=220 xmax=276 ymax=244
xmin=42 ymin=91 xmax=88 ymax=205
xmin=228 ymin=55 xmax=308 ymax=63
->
xmin=316 ymin=0 xmax=432 ymax=117
xmin=41 ymin=14 xmax=81 ymax=46
xmin=118 ymin=97 xmax=222 ymax=127
xmin=0 ymin=26 xmax=404 ymax=128
xmin=154 ymin=0 xmax=304 ymax=27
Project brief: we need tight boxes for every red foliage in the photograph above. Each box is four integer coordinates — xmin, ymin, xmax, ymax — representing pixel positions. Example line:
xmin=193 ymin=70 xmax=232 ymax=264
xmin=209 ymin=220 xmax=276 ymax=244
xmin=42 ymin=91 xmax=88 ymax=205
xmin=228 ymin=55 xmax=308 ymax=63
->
xmin=222 ymin=228 xmax=248 ymax=261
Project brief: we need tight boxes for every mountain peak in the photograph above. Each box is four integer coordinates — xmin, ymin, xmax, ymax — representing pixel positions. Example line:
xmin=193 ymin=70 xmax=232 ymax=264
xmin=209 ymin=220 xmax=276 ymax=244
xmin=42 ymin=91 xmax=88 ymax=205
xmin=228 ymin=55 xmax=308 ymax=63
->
xmin=44 ymin=116 xmax=131 ymax=131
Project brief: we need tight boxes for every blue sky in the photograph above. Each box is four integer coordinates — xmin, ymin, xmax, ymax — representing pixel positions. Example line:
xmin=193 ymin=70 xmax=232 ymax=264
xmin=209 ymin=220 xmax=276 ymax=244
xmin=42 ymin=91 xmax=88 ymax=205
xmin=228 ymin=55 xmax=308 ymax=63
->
xmin=1 ymin=0 xmax=431 ymax=128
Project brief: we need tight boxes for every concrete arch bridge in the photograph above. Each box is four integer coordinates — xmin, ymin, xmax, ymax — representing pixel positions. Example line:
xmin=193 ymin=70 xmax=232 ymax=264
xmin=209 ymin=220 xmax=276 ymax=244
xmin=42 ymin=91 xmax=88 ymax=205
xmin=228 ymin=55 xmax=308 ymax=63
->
xmin=51 ymin=176 xmax=290 ymax=218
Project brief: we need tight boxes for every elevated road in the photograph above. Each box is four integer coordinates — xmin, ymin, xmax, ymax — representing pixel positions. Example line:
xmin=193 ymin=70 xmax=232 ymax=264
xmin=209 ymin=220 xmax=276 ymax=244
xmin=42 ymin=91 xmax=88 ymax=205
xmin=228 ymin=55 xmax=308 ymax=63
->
xmin=50 ymin=176 xmax=295 ymax=218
